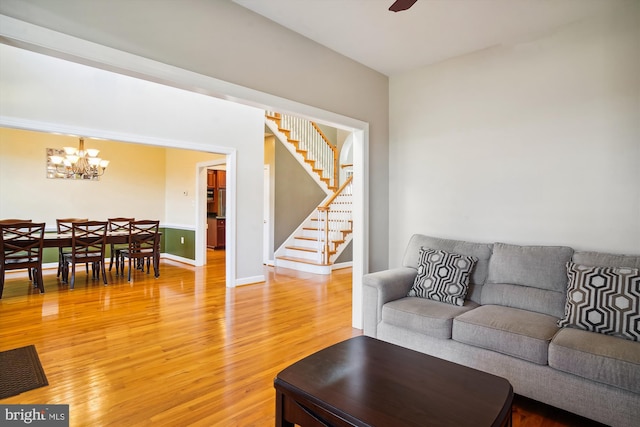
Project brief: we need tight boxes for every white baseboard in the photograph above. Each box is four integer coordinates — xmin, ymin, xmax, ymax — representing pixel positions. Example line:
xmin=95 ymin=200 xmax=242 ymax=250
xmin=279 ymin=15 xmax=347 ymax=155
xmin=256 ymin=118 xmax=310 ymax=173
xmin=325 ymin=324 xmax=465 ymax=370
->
xmin=161 ymin=253 xmax=196 ymax=266
xmin=235 ymin=275 xmax=266 ymax=286
xmin=331 ymin=261 xmax=353 ymax=270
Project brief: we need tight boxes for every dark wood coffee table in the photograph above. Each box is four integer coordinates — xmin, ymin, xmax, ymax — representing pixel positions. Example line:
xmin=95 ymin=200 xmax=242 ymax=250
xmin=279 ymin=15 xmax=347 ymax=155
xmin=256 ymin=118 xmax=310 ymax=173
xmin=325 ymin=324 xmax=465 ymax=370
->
xmin=274 ymin=336 xmax=513 ymax=427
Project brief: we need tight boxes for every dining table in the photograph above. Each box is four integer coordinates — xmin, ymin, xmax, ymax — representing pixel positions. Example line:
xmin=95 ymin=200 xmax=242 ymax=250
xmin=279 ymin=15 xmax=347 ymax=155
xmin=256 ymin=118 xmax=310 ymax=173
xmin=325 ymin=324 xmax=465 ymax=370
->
xmin=42 ymin=231 xmax=130 ymax=248
xmin=42 ymin=231 xmax=161 ymax=278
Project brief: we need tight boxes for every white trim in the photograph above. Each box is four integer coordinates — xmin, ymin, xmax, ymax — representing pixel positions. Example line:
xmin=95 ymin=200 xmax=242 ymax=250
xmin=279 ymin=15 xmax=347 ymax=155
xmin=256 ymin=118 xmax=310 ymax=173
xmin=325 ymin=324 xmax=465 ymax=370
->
xmin=351 ymin=128 xmax=368 ymax=328
xmin=162 ymin=253 xmax=196 ymax=266
xmin=161 ymin=224 xmax=196 ymax=231
xmin=0 ymin=14 xmax=369 ymax=328
xmin=225 ymin=152 xmax=238 ymax=287
xmin=0 ymin=116 xmax=232 ymax=154
xmin=195 ymin=157 xmax=227 ymax=266
xmin=235 ymin=275 xmax=266 ymax=287
xmin=331 ymin=261 xmax=353 ymax=270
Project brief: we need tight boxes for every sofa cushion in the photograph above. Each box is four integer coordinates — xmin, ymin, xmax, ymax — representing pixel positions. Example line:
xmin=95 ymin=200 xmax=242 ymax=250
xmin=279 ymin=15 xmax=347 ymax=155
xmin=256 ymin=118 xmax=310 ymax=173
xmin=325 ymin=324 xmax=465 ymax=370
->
xmin=558 ymin=262 xmax=640 ymax=341
xmin=408 ymin=248 xmax=477 ymax=306
xmin=483 ymin=242 xmax=573 ymax=317
xmin=402 ymin=235 xmax=493 ymax=304
xmin=382 ymin=297 xmax=479 ymax=339
xmin=572 ymin=251 xmax=640 ymax=269
xmin=452 ymin=305 xmax=559 ymax=365
xmin=549 ymin=327 xmax=640 ymax=394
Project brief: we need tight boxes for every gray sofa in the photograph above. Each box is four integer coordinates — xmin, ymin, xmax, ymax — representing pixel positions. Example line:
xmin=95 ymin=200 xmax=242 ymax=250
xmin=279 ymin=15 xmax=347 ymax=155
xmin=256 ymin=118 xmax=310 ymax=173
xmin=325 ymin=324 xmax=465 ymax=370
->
xmin=363 ymin=234 xmax=640 ymax=427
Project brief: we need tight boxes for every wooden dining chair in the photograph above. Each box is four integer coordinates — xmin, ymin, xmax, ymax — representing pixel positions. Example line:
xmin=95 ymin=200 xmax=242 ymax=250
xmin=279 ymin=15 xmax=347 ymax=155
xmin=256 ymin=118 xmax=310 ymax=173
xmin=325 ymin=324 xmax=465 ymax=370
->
xmin=0 ymin=222 xmax=46 ymax=298
xmin=61 ymin=221 xmax=108 ymax=289
xmin=56 ymin=218 xmax=88 ymax=278
xmin=119 ymin=220 xmax=160 ymax=281
xmin=0 ymin=219 xmax=35 ymax=281
xmin=0 ymin=219 xmax=33 ymax=224
xmin=107 ymin=217 xmax=134 ymax=274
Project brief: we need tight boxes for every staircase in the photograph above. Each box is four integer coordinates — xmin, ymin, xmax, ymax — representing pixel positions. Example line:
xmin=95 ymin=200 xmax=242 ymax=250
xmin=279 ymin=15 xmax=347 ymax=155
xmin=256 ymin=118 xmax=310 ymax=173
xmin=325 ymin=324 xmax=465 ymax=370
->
xmin=265 ymin=112 xmax=338 ymax=192
xmin=265 ymin=112 xmax=353 ymax=274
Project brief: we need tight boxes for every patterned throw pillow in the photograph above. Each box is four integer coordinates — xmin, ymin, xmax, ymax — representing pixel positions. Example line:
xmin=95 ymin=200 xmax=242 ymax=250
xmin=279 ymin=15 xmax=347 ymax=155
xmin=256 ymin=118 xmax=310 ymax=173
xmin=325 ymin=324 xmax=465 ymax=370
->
xmin=408 ymin=248 xmax=477 ymax=306
xmin=558 ymin=262 xmax=640 ymax=341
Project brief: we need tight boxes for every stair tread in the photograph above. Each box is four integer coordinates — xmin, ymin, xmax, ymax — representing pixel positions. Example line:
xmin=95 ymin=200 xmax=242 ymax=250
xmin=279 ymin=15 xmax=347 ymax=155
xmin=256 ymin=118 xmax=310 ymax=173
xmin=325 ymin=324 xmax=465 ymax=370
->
xmin=296 ymin=236 xmax=322 ymax=241
xmin=295 ymin=236 xmax=346 ymax=245
xmin=285 ymin=245 xmax=318 ymax=253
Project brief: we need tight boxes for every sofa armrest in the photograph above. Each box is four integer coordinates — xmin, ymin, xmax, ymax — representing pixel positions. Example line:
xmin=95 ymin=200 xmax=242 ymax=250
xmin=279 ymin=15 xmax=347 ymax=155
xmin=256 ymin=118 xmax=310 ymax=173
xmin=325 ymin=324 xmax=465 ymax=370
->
xmin=363 ymin=267 xmax=417 ymax=337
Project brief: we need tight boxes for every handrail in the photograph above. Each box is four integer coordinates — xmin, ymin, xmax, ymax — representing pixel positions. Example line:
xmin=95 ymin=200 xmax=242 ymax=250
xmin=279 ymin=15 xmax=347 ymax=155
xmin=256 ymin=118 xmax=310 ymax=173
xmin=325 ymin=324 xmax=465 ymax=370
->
xmin=318 ymin=175 xmax=353 ymax=211
xmin=311 ymin=122 xmax=339 ymax=189
xmin=317 ymin=175 xmax=353 ymax=264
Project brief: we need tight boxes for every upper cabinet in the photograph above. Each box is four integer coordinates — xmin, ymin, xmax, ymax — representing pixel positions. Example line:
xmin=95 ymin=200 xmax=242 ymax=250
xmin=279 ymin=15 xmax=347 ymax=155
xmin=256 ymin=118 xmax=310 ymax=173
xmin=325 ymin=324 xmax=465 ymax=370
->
xmin=207 ymin=170 xmax=225 ymax=189
xmin=207 ymin=169 xmax=226 ymax=216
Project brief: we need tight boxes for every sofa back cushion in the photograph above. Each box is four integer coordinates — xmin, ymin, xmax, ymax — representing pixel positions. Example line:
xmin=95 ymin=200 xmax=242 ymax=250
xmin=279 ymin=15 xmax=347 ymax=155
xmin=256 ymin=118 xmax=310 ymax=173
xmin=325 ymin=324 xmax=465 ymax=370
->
xmin=402 ymin=235 xmax=493 ymax=304
xmin=572 ymin=251 xmax=640 ymax=269
xmin=483 ymin=242 xmax=574 ymax=317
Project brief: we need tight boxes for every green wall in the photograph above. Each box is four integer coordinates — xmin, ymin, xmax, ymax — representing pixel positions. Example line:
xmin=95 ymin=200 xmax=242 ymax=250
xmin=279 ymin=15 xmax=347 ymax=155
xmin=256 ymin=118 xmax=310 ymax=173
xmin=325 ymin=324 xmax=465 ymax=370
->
xmin=43 ymin=227 xmax=194 ymax=264
xmin=162 ymin=227 xmax=195 ymax=260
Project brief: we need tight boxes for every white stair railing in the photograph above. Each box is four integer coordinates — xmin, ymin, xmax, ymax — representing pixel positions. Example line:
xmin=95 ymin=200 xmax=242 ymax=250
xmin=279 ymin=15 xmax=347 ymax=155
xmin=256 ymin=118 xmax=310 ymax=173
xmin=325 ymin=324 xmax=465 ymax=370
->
xmin=266 ymin=111 xmax=338 ymax=190
xmin=316 ymin=176 xmax=353 ymax=264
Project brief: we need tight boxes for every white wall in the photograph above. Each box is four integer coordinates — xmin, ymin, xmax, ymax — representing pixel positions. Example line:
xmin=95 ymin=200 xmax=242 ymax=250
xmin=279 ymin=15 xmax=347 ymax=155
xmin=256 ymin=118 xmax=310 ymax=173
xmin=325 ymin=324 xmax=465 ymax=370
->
xmin=0 ymin=44 xmax=265 ymax=283
xmin=0 ymin=0 xmax=390 ymax=273
xmin=389 ymin=2 xmax=640 ymax=264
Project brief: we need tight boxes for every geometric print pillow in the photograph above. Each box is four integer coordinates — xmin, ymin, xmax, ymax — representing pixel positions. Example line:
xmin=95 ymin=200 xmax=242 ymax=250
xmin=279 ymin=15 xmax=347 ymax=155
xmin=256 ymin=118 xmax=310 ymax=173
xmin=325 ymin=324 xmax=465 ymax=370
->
xmin=408 ymin=248 xmax=477 ymax=306
xmin=558 ymin=262 xmax=640 ymax=342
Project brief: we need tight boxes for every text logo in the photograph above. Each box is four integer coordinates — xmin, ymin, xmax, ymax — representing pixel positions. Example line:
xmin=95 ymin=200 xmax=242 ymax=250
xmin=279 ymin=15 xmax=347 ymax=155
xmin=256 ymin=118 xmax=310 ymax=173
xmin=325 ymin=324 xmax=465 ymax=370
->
xmin=1 ymin=405 xmax=69 ymax=426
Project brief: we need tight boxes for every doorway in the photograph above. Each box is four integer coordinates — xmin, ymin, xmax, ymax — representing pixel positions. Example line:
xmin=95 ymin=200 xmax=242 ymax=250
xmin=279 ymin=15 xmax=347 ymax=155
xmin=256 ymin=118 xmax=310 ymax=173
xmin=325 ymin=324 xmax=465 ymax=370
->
xmin=0 ymin=23 xmax=369 ymax=326
xmin=197 ymin=158 xmax=228 ymax=268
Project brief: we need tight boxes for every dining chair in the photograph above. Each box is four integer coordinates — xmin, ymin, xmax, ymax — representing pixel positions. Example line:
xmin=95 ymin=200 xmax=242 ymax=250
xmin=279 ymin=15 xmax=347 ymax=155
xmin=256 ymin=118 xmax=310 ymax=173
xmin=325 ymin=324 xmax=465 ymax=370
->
xmin=61 ymin=221 xmax=108 ymax=289
xmin=0 ymin=222 xmax=46 ymax=299
xmin=0 ymin=219 xmax=35 ymax=281
xmin=56 ymin=218 xmax=88 ymax=278
xmin=0 ymin=219 xmax=33 ymax=224
xmin=107 ymin=217 xmax=134 ymax=274
xmin=119 ymin=220 xmax=160 ymax=281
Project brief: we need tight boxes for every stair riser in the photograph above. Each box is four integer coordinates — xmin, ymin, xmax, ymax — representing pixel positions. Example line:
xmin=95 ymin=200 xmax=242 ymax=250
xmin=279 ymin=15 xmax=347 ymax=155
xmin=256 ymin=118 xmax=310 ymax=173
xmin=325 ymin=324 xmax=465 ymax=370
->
xmin=301 ymin=229 xmax=323 ymax=239
xmin=284 ymin=248 xmax=322 ymax=261
xmin=293 ymin=239 xmax=323 ymax=250
xmin=275 ymin=259 xmax=332 ymax=275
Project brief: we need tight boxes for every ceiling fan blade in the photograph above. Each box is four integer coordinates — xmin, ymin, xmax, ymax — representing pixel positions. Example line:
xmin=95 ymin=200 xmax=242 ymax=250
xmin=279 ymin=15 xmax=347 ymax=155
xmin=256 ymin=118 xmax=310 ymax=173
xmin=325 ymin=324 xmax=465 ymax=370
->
xmin=389 ymin=0 xmax=418 ymax=13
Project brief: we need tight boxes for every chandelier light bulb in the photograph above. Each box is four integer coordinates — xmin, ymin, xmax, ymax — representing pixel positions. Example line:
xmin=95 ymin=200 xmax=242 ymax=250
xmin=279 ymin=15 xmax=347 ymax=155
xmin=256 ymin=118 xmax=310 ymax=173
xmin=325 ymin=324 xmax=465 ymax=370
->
xmin=49 ymin=155 xmax=64 ymax=165
xmin=48 ymin=137 xmax=110 ymax=180
xmin=87 ymin=157 xmax=102 ymax=166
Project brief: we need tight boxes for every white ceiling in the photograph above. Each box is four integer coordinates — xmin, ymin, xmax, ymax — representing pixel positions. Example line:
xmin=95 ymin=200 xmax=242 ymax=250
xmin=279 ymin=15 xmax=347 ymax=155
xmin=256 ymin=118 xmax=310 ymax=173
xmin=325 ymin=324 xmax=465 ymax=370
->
xmin=233 ymin=0 xmax=624 ymax=76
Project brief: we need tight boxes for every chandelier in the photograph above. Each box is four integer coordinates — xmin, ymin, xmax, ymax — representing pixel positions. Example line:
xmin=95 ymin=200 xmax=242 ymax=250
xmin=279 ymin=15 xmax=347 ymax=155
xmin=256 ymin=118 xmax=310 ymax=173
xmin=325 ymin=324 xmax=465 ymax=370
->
xmin=48 ymin=137 xmax=110 ymax=180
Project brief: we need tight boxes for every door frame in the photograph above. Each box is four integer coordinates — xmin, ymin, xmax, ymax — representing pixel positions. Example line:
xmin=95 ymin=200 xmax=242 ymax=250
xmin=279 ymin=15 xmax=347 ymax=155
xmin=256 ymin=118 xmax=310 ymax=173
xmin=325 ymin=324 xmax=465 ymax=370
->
xmin=0 ymin=16 xmax=370 ymax=328
xmin=196 ymin=158 xmax=228 ymax=268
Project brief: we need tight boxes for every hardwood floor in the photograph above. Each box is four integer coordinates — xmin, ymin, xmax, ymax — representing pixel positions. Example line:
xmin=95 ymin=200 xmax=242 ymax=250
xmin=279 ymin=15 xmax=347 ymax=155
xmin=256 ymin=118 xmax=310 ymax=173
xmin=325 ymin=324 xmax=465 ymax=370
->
xmin=1 ymin=250 xmax=606 ymax=426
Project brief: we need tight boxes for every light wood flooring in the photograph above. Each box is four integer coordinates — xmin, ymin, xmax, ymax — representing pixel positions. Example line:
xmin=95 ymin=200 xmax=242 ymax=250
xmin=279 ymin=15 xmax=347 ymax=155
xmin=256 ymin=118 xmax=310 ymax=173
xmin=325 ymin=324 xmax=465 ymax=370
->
xmin=0 ymin=250 xmax=605 ymax=426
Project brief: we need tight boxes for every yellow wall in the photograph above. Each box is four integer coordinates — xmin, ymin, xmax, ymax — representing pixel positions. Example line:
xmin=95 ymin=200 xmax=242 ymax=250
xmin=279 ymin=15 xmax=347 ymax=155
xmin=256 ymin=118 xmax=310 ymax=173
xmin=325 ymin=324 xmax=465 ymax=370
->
xmin=0 ymin=127 xmax=219 ymax=229
xmin=164 ymin=147 xmax=225 ymax=226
